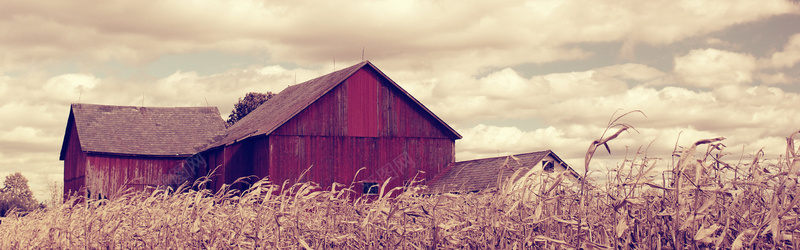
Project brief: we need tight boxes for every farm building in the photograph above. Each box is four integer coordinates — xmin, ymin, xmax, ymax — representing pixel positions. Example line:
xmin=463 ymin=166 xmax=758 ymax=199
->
xmin=60 ymin=60 xmax=576 ymax=199
xmin=426 ymin=150 xmax=579 ymax=194
xmin=199 ymin=61 xmax=462 ymax=194
xmin=59 ymin=104 xmax=226 ymax=199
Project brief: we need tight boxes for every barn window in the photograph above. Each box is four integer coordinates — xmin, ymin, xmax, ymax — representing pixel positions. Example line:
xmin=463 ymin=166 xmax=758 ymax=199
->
xmin=363 ymin=182 xmax=379 ymax=195
xmin=543 ymin=161 xmax=555 ymax=172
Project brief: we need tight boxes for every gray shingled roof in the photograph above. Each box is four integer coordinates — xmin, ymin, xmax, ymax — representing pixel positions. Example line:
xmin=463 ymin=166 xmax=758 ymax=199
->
xmin=60 ymin=103 xmax=226 ymax=158
xmin=205 ymin=60 xmax=461 ymax=149
xmin=426 ymin=150 xmax=573 ymax=194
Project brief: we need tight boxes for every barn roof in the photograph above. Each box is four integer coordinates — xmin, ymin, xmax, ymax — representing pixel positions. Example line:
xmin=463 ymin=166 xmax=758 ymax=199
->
xmin=425 ymin=150 xmax=578 ymax=194
xmin=206 ymin=60 xmax=461 ymax=148
xmin=59 ymin=103 xmax=226 ymax=159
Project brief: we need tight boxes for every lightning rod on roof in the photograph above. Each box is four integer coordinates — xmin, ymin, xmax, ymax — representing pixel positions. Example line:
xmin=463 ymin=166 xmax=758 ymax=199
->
xmin=362 ymin=46 xmax=365 ymax=62
xmin=333 ymin=57 xmax=336 ymax=72
xmin=205 ymin=97 xmax=209 ymax=107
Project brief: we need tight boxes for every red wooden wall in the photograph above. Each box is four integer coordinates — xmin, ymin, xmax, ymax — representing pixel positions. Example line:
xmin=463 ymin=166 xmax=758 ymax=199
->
xmin=203 ymin=138 xmax=268 ymax=191
xmin=273 ymin=67 xmax=452 ymax=139
xmin=204 ymin=148 xmax=225 ymax=191
xmin=64 ymin=115 xmax=207 ymax=199
xmin=84 ymin=155 xmax=186 ymax=199
xmin=347 ymin=68 xmax=379 ymax=137
xmin=63 ymin=119 xmax=87 ymax=199
xmin=266 ymin=136 xmax=454 ymax=190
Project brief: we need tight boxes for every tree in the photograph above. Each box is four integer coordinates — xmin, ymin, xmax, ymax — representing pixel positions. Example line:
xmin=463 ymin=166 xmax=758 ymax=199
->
xmin=0 ymin=172 xmax=38 ymax=216
xmin=227 ymin=92 xmax=275 ymax=126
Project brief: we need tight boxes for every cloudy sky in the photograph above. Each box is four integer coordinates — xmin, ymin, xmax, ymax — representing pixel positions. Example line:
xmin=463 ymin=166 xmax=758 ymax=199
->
xmin=1 ymin=0 xmax=799 ymax=201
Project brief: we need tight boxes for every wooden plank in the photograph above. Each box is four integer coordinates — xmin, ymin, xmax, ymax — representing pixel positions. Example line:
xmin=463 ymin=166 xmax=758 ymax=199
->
xmin=265 ymin=135 xmax=453 ymax=193
xmin=346 ymin=68 xmax=379 ymax=137
xmin=63 ymin=119 xmax=87 ymax=198
xmin=84 ymin=154 xmax=185 ymax=199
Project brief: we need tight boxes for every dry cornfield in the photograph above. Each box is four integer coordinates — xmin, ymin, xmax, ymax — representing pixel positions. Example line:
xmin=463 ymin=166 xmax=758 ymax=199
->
xmin=2 ymin=117 xmax=799 ymax=249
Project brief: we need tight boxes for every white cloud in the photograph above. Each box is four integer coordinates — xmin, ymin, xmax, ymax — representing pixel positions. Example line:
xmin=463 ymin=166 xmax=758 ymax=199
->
xmin=596 ymin=64 xmax=667 ymax=82
xmin=757 ymin=72 xmax=793 ymax=85
xmin=771 ymin=33 xmax=800 ymax=68
xmin=476 ymin=68 xmax=535 ymax=99
xmin=43 ymin=73 xmax=99 ymax=103
xmin=540 ymin=70 xmax=629 ymax=99
xmin=428 ymin=68 xmax=630 ymax=123
xmin=434 ymin=63 xmax=800 ymax=165
xmin=674 ymin=48 xmax=757 ymax=88
xmin=455 ymin=124 xmax=588 ymax=161
xmin=705 ymin=37 xmax=735 ymax=48
xmin=0 ymin=0 xmax=795 ymax=73
xmin=0 ymin=126 xmax=52 ymax=144
xmin=0 ymin=76 xmax=8 ymax=96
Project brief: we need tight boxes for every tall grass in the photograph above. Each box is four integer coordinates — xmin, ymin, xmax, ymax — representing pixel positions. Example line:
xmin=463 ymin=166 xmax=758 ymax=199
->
xmin=2 ymin=123 xmax=799 ymax=248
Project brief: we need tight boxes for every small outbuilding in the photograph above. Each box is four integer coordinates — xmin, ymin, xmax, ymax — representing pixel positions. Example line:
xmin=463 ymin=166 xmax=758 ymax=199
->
xmin=425 ymin=150 xmax=579 ymax=194
xmin=59 ymin=104 xmax=226 ymax=199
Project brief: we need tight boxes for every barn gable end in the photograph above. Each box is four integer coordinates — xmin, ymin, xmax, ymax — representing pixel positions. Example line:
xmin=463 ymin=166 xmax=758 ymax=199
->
xmin=202 ymin=61 xmax=461 ymax=192
xmin=208 ymin=61 xmax=460 ymax=149
xmin=272 ymin=66 xmax=454 ymax=139
xmin=61 ymin=111 xmax=87 ymax=198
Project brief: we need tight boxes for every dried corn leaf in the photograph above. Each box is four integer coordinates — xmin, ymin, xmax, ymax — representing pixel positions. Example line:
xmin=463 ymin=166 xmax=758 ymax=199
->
xmin=616 ymin=219 xmax=629 ymax=238
xmin=531 ymin=235 xmax=568 ymax=245
xmin=693 ymin=224 xmax=720 ymax=243
xmin=298 ymin=237 xmax=313 ymax=250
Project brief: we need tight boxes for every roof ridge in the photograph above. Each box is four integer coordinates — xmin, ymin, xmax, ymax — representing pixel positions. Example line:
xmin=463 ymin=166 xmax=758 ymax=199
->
xmin=71 ymin=103 xmax=218 ymax=109
xmin=201 ymin=60 xmax=461 ymax=150
xmin=425 ymin=150 xmax=571 ymax=194
xmin=203 ymin=61 xmax=373 ymax=149
xmin=454 ymin=150 xmax=551 ymax=164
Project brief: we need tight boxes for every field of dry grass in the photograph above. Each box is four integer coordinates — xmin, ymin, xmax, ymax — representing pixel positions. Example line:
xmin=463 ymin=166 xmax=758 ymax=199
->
xmin=2 ymin=114 xmax=798 ymax=249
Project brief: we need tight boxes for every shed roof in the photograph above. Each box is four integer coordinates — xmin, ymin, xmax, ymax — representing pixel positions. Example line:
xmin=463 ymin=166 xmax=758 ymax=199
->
xmin=59 ymin=103 xmax=226 ymax=159
xmin=206 ymin=60 xmax=461 ymax=148
xmin=425 ymin=150 xmax=577 ymax=194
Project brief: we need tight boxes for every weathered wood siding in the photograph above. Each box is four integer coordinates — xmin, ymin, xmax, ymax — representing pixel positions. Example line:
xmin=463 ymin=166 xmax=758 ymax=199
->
xmin=346 ymin=68 xmax=379 ymax=137
xmin=63 ymin=119 xmax=87 ymax=198
xmin=273 ymin=67 xmax=452 ymax=138
xmin=222 ymin=140 xmax=256 ymax=190
xmin=203 ymin=148 xmax=225 ymax=191
xmin=263 ymin=67 xmax=455 ymax=191
xmin=202 ymin=139 xmax=268 ymax=191
xmin=264 ymin=136 xmax=454 ymax=190
xmin=63 ymin=116 xmax=207 ymax=199
xmin=84 ymin=155 xmax=186 ymax=199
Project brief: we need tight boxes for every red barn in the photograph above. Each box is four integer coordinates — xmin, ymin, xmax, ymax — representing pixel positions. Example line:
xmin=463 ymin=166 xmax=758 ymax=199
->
xmin=201 ymin=61 xmax=461 ymax=194
xmin=59 ymin=104 xmax=226 ymax=199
